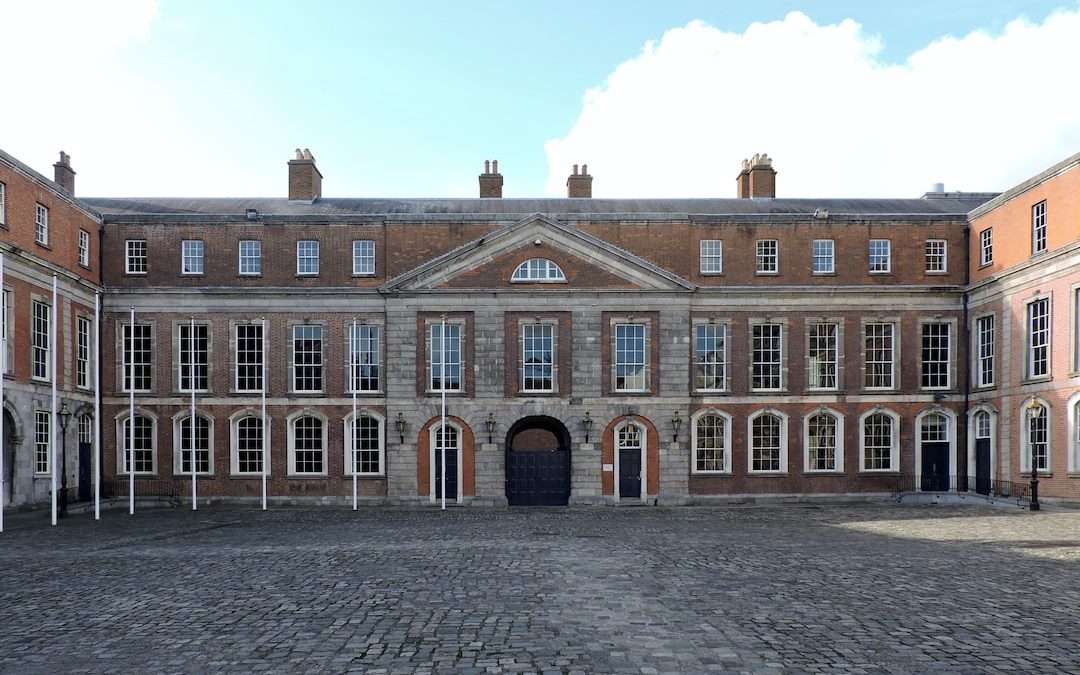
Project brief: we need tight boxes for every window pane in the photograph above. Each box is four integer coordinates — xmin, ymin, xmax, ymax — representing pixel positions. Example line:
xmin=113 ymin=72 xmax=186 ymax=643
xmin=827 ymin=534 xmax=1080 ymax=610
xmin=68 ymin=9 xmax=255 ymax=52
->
xmin=293 ymin=325 xmax=324 ymax=392
xmin=807 ymin=323 xmax=837 ymax=389
xmin=430 ymin=323 xmax=462 ymax=391
xmin=695 ymin=324 xmax=727 ymax=391
xmin=521 ymin=323 xmax=554 ymax=391
xmin=751 ymin=414 xmax=782 ymax=471
xmin=614 ymin=324 xmax=646 ymax=391
xmin=695 ymin=414 xmax=726 ymax=472
xmin=751 ymin=324 xmax=782 ymax=390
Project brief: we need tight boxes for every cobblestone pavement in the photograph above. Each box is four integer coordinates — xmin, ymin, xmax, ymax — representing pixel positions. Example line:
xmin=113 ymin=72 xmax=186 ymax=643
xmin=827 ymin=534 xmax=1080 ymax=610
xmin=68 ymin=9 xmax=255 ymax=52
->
xmin=3 ymin=503 xmax=1080 ymax=674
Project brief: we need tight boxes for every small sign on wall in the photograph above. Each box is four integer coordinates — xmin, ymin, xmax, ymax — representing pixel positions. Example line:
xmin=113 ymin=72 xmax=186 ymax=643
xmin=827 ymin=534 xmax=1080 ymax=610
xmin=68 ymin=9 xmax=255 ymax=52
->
xmin=602 ymin=463 xmax=614 ymax=472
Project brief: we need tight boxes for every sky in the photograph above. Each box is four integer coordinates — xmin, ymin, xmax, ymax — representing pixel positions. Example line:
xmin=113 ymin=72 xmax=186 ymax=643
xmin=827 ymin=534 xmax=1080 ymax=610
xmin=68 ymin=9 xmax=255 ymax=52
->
xmin=2 ymin=0 xmax=1079 ymax=199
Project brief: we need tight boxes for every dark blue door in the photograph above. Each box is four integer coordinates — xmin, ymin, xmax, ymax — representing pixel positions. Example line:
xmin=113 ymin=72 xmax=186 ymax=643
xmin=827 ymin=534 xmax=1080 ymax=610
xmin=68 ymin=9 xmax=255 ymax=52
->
xmin=619 ymin=448 xmax=641 ymax=498
xmin=505 ymin=418 xmax=571 ymax=506
xmin=78 ymin=442 xmax=92 ymax=502
xmin=921 ymin=442 xmax=950 ymax=491
xmin=434 ymin=448 xmax=458 ymax=501
xmin=975 ymin=438 xmax=991 ymax=495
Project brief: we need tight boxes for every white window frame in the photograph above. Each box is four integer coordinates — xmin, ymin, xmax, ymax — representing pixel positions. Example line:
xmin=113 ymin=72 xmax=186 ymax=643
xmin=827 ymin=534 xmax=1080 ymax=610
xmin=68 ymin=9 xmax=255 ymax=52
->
xmin=1067 ymin=392 xmax=1080 ymax=474
xmin=1020 ymin=398 xmax=1050 ymax=474
xmin=347 ymin=322 xmax=381 ymax=393
xmin=924 ymin=239 xmax=947 ymax=274
xmin=967 ymin=405 xmax=997 ymax=488
xmin=1027 ymin=296 xmax=1051 ymax=380
xmin=35 ymin=204 xmax=49 ymax=246
xmin=747 ymin=409 xmax=788 ymax=474
xmin=343 ymin=410 xmax=385 ymax=477
xmin=181 ymin=240 xmax=204 ymax=275
xmin=296 ymin=240 xmax=320 ymax=276
xmin=915 ymin=408 xmax=956 ymax=490
xmin=177 ymin=322 xmax=210 ymax=393
xmin=78 ymin=229 xmax=91 ymax=267
xmin=863 ymin=321 xmax=897 ymax=390
xmin=613 ymin=419 xmax=648 ymax=500
xmin=121 ymin=322 xmax=153 ymax=393
xmin=352 ymin=240 xmax=376 ymax=276
xmin=428 ymin=321 xmax=464 ymax=393
xmin=291 ymin=324 xmax=325 ymax=393
xmin=428 ymin=419 xmax=464 ymax=504
xmin=919 ymin=321 xmax=952 ymax=390
xmin=77 ymin=314 xmax=92 ymax=390
xmin=693 ymin=321 xmax=729 ymax=392
xmin=974 ymin=314 xmax=995 ymax=388
xmin=750 ymin=322 xmax=784 ymax=392
xmin=804 ymin=408 xmax=844 ymax=473
xmin=172 ymin=410 xmax=214 ymax=476
xmin=511 ymin=258 xmax=566 ymax=282
xmin=806 ymin=321 xmax=840 ymax=391
xmin=812 ymin=239 xmax=834 ymax=274
xmin=521 ymin=321 xmax=556 ymax=393
xmin=1 ymin=288 xmax=11 ymax=375
xmin=239 ymin=240 xmax=261 ymax=276
xmin=869 ymin=239 xmax=891 ymax=274
xmin=699 ymin=240 xmax=723 ymax=274
xmin=31 ymin=298 xmax=50 ymax=382
xmin=0 ymin=181 xmax=6 ymax=226
xmin=1032 ymin=200 xmax=1047 ymax=254
xmin=859 ymin=409 xmax=899 ymax=472
xmin=125 ymin=240 xmax=147 ymax=275
xmin=229 ymin=408 xmax=271 ymax=476
xmin=234 ymin=322 xmax=264 ymax=393
xmin=34 ymin=410 xmax=51 ymax=475
xmin=116 ymin=410 xmax=158 ymax=475
xmin=755 ymin=239 xmax=778 ymax=275
xmin=287 ymin=410 xmax=328 ymax=476
xmin=691 ymin=409 xmax=732 ymax=475
xmin=613 ymin=322 xmax=648 ymax=393
xmin=979 ymin=228 xmax=993 ymax=267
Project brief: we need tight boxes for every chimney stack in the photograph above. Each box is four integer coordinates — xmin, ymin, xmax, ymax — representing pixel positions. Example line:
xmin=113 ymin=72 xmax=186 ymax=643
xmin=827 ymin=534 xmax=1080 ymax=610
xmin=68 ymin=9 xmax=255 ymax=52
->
xmin=566 ymin=163 xmax=592 ymax=198
xmin=479 ymin=159 xmax=503 ymax=198
xmin=737 ymin=153 xmax=776 ymax=198
xmin=53 ymin=151 xmax=75 ymax=194
xmin=288 ymin=148 xmax=322 ymax=201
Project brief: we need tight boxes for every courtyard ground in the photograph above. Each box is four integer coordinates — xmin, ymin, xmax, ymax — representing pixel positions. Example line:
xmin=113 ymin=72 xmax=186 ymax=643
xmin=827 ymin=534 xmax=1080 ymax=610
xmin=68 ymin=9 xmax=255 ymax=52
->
xmin=2 ymin=502 xmax=1079 ymax=674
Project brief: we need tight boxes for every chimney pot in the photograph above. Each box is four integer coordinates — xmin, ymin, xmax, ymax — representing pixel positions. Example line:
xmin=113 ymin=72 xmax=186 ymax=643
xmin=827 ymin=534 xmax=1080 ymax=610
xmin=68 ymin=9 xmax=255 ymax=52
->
xmin=484 ymin=160 xmax=490 ymax=174
xmin=567 ymin=162 xmax=593 ymax=198
xmin=581 ymin=163 xmax=588 ymax=175
xmin=479 ymin=159 xmax=503 ymax=197
xmin=288 ymin=147 xmax=323 ymax=201
xmin=492 ymin=159 xmax=498 ymax=174
xmin=742 ymin=153 xmax=776 ymax=198
xmin=53 ymin=150 xmax=76 ymax=194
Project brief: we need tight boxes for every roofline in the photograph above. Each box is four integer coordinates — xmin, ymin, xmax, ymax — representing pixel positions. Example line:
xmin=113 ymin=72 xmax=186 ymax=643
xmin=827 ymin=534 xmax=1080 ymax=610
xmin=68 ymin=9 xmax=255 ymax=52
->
xmin=968 ymin=150 xmax=1080 ymax=220
xmin=0 ymin=147 xmax=103 ymax=222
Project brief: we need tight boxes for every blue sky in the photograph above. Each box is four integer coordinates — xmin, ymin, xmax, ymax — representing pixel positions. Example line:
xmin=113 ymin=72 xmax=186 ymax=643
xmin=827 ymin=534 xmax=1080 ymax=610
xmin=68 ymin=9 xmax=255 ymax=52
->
xmin=4 ymin=1 xmax=1079 ymax=198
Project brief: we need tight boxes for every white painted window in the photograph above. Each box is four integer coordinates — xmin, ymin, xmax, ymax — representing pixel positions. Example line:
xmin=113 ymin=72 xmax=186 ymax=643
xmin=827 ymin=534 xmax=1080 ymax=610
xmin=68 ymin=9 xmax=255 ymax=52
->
xmin=0 ymin=182 xmax=6 ymax=226
xmin=512 ymin=258 xmax=566 ymax=282
xmin=924 ymin=239 xmax=947 ymax=273
xmin=35 ymin=204 xmax=48 ymax=245
xmin=812 ymin=239 xmax=834 ymax=274
xmin=178 ymin=323 xmax=210 ymax=392
xmin=806 ymin=411 xmax=843 ymax=472
xmin=126 ymin=240 xmax=147 ymax=274
xmin=1032 ymin=201 xmax=1047 ymax=254
xmin=869 ymin=239 xmax=891 ymax=273
xmin=235 ymin=323 xmax=264 ymax=392
xmin=122 ymin=323 xmax=153 ymax=392
xmin=292 ymin=325 xmax=324 ymax=392
xmin=807 ymin=322 xmax=838 ymax=390
xmin=1023 ymin=402 xmax=1049 ymax=472
xmin=31 ymin=299 xmax=50 ymax=381
xmin=861 ymin=411 xmax=898 ymax=472
xmin=699 ymin=240 xmax=723 ymax=274
xmin=289 ymin=412 xmax=327 ymax=475
xmin=296 ymin=240 xmax=319 ymax=275
xmin=34 ymin=410 xmax=51 ymax=474
xmin=348 ymin=323 xmax=381 ymax=393
xmin=1 ymin=289 xmax=10 ymax=374
xmin=521 ymin=323 xmax=554 ymax=392
xmin=231 ymin=412 xmax=268 ymax=476
xmin=614 ymin=323 xmax=647 ymax=392
xmin=175 ymin=412 xmax=213 ymax=475
xmin=864 ymin=322 xmax=895 ymax=389
xmin=118 ymin=413 xmax=156 ymax=474
xmin=181 ymin=240 xmax=204 ymax=275
xmin=1027 ymin=297 xmax=1050 ymax=379
xmin=79 ymin=229 xmax=91 ymax=267
xmin=751 ymin=323 xmax=783 ymax=391
xmin=979 ymin=228 xmax=993 ymax=266
xmin=239 ymin=240 xmax=261 ymax=275
xmin=975 ymin=315 xmax=994 ymax=388
xmin=692 ymin=411 xmax=731 ymax=474
xmin=77 ymin=315 xmax=92 ymax=389
xmin=694 ymin=323 xmax=727 ymax=392
xmin=756 ymin=239 xmax=778 ymax=274
xmin=920 ymin=322 xmax=951 ymax=389
xmin=352 ymin=240 xmax=376 ymax=276
xmin=345 ymin=412 xmax=384 ymax=476
xmin=429 ymin=322 xmax=463 ymax=392
xmin=749 ymin=410 xmax=787 ymax=473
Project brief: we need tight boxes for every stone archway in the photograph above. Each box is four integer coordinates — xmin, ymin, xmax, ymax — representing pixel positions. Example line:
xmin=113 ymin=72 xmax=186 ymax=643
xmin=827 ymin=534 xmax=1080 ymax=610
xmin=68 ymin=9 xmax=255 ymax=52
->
xmin=505 ymin=416 xmax=571 ymax=506
xmin=2 ymin=409 xmax=15 ymax=505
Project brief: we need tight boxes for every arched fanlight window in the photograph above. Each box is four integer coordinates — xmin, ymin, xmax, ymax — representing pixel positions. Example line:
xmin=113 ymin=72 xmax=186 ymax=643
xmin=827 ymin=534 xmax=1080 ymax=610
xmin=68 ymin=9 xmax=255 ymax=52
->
xmin=512 ymin=258 xmax=566 ymax=282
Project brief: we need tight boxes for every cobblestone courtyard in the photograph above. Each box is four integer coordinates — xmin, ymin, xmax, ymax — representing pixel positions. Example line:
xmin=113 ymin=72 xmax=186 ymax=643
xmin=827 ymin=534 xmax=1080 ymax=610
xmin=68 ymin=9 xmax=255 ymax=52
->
xmin=2 ymin=503 xmax=1080 ymax=674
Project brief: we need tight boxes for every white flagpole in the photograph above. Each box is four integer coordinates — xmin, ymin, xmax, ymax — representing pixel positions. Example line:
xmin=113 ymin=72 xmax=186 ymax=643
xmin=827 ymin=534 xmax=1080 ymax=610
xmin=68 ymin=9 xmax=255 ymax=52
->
xmin=189 ymin=317 xmax=197 ymax=511
xmin=94 ymin=292 xmax=101 ymax=520
xmin=261 ymin=318 xmax=268 ymax=511
xmin=352 ymin=319 xmax=358 ymax=511
xmin=0 ymin=253 xmax=5 ymax=533
xmin=51 ymin=276 xmax=58 ymax=526
xmin=128 ymin=306 xmax=135 ymax=515
xmin=440 ymin=316 xmax=446 ymax=511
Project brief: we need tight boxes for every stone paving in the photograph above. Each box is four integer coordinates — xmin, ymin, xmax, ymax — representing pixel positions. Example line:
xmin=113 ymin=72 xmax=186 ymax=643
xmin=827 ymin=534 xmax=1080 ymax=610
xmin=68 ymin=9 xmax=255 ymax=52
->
xmin=2 ymin=503 xmax=1080 ymax=674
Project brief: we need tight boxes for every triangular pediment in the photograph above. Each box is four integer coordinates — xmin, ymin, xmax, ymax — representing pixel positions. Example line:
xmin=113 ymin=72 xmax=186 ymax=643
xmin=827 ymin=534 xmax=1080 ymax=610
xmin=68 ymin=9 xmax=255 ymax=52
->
xmin=381 ymin=214 xmax=695 ymax=292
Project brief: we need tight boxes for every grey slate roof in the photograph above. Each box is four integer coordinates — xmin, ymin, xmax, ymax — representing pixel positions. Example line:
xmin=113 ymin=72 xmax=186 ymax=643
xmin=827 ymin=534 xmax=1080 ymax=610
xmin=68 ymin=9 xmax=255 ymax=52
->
xmin=83 ymin=195 xmax=997 ymax=219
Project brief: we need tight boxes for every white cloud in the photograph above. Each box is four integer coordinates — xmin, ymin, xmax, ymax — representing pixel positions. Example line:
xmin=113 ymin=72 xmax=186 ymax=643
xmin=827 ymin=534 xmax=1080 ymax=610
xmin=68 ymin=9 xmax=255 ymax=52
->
xmin=544 ymin=10 xmax=1080 ymax=198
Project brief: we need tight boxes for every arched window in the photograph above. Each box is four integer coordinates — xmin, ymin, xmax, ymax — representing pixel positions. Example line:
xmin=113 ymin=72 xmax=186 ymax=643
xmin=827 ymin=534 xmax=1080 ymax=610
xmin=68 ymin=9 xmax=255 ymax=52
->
xmin=749 ymin=411 xmax=787 ymax=473
xmin=861 ymin=410 xmax=899 ymax=472
xmin=288 ymin=412 xmax=327 ymax=475
xmin=512 ymin=258 xmax=566 ymax=282
xmin=344 ymin=412 xmax=384 ymax=476
xmin=231 ymin=412 xmax=268 ymax=476
xmin=692 ymin=411 xmax=730 ymax=473
xmin=974 ymin=410 xmax=991 ymax=440
xmin=117 ymin=412 xmax=156 ymax=475
xmin=1022 ymin=400 xmax=1049 ymax=473
xmin=805 ymin=410 xmax=843 ymax=472
xmin=78 ymin=414 xmax=93 ymax=447
xmin=921 ymin=413 xmax=949 ymax=443
xmin=174 ymin=411 xmax=213 ymax=475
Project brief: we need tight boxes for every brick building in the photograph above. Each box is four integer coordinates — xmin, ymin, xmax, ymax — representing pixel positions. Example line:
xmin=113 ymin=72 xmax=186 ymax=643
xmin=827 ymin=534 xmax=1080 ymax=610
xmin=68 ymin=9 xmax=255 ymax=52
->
xmin=2 ymin=146 xmax=1079 ymax=509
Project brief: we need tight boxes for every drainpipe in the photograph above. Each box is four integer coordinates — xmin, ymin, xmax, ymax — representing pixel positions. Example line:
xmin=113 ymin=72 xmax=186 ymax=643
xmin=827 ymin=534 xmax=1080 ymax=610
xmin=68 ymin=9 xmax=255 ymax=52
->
xmin=962 ymin=223 xmax=972 ymax=492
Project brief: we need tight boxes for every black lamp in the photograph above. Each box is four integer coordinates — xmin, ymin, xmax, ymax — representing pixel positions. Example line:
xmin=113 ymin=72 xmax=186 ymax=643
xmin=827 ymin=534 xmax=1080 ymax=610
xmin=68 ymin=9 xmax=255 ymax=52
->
xmin=582 ymin=412 xmax=593 ymax=444
xmin=1028 ymin=398 xmax=1042 ymax=511
xmin=485 ymin=412 xmax=496 ymax=444
xmin=58 ymin=403 xmax=71 ymax=517
xmin=395 ymin=412 xmax=406 ymax=444
xmin=671 ymin=411 xmax=682 ymax=442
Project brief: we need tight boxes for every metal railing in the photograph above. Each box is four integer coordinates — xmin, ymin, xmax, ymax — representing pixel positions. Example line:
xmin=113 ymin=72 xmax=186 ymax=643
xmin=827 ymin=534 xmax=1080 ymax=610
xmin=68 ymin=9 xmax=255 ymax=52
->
xmin=891 ymin=474 xmax=1030 ymax=507
xmin=102 ymin=477 xmax=182 ymax=506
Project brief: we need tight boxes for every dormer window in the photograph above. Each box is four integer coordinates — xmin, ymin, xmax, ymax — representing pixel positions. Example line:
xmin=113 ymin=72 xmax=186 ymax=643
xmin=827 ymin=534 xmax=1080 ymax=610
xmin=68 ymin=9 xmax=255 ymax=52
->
xmin=512 ymin=258 xmax=566 ymax=282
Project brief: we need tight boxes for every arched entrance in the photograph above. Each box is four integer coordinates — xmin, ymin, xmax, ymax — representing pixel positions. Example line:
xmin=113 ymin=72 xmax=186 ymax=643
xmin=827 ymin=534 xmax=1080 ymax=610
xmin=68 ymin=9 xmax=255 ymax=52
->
xmin=505 ymin=416 xmax=570 ymax=506
xmin=3 ymin=409 xmax=14 ymax=505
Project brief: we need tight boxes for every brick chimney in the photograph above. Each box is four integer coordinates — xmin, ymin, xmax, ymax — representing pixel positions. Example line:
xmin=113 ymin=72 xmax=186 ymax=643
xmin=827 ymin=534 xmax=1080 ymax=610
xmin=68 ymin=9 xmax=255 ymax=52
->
xmin=566 ymin=163 xmax=593 ymax=198
xmin=479 ymin=159 xmax=503 ymax=198
xmin=738 ymin=153 xmax=776 ymax=198
xmin=288 ymin=148 xmax=322 ymax=201
xmin=53 ymin=151 xmax=75 ymax=194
